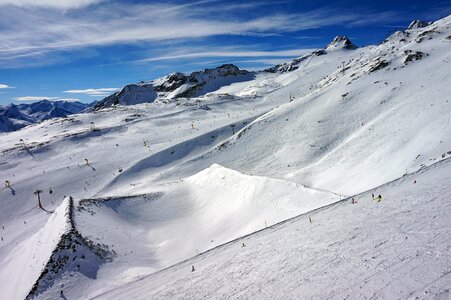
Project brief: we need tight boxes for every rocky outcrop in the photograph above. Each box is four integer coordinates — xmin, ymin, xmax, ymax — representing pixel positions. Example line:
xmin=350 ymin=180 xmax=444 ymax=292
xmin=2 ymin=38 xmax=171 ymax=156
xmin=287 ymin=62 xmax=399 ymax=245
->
xmin=93 ymin=64 xmax=253 ymax=110
xmin=408 ymin=20 xmax=431 ymax=30
xmin=326 ymin=36 xmax=358 ymax=50
xmin=264 ymin=37 xmax=355 ymax=74
xmin=26 ymin=197 xmax=115 ymax=299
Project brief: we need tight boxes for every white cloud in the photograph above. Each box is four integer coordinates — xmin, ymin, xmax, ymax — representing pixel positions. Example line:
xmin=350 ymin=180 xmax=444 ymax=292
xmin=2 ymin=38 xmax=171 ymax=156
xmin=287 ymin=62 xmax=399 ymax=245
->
xmin=137 ymin=48 xmax=315 ymax=63
xmin=0 ymin=0 xmax=103 ymax=10
xmin=63 ymin=88 xmax=119 ymax=96
xmin=59 ymin=98 xmax=80 ymax=102
xmin=0 ymin=84 xmax=12 ymax=89
xmin=0 ymin=2 xmax=409 ymax=66
xmin=15 ymin=96 xmax=57 ymax=101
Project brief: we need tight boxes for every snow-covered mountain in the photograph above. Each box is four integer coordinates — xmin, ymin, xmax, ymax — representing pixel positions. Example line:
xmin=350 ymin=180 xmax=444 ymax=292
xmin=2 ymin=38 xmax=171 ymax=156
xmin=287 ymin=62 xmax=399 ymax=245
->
xmin=0 ymin=100 xmax=90 ymax=133
xmin=0 ymin=16 xmax=450 ymax=300
xmin=93 ymin=64 xmax=254 ymax=109
xmin=94 ymin=38 xmax=358 ymax=108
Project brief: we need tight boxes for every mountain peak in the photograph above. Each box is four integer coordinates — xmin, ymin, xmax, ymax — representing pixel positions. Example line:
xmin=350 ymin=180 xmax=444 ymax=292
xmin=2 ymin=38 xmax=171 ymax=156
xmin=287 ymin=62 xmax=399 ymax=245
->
xmin=407 ymin=20 xmax=430 ymax=29
xmin=0 ymin=99 xmax=90 ymax=132
xmin=94 ymin=64 xmax=253 ymax=110
xmin=326 ymin=36 xmax=357 ymax=50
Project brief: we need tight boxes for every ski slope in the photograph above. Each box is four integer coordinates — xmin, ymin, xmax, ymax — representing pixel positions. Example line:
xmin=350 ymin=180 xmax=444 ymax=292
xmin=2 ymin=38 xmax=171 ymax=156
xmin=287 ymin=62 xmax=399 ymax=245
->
xmin=93 ymin=157 xmax=451 ymax=300
xmin=0 ymin=15 xmax=450 ymax=299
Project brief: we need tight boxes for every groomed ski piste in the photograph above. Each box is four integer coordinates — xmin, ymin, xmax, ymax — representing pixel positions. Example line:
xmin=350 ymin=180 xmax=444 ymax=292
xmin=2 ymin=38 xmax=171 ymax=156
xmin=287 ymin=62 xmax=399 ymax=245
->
xmin=95 ymin=156 xmax=451 ymax=300
xmin=0 ymin=15 xmax=450 ymax=299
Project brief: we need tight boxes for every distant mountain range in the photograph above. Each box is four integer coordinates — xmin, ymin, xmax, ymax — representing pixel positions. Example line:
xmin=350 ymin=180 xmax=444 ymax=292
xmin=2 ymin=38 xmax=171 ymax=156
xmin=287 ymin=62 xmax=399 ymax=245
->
xmin=0 ymin=100 xmax=91 ymax=132
xmin=0 ymin=17 xmax=438 ymax=134
xmin=0 ymin=35 xmax=361 ymax=132
xmin=93 ymin=35 xmax=360 ymax=110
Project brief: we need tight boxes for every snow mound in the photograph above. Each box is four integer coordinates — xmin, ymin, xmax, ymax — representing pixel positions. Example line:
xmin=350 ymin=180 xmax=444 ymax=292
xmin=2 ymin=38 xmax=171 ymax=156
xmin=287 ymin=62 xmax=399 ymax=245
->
xmin=52 ymin=164 xmax=341 ymax=297
xmin=96 ymin=157 xmax=451 ymax=299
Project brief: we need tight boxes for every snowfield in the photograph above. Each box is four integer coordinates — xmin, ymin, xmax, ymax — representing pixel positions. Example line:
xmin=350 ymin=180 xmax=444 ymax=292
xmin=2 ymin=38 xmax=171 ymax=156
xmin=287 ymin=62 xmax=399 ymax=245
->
xmin=0 ymin=16 xmax=450 ymax=299
xmin=94 ymin=157 xmax=451 ymax=300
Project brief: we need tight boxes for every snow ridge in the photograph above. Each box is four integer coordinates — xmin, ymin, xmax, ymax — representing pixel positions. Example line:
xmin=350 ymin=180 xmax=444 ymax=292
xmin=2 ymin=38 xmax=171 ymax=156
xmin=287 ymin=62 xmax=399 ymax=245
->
xmin=26 ymin=197 xmax=114 ymax=299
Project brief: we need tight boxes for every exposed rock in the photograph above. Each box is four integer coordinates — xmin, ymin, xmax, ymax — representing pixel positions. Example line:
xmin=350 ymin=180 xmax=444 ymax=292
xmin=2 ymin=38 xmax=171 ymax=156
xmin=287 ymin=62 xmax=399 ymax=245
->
xmin=368 ymin=60 xmax=390 ymax=73
xmin=415 ymin=29 xmax=437 ymax=43
xmin=408 ymin=20 xmax=431 ymax=30
xmin=264 ymin=55 xmax=310 ymax=73
xmin=93 ymin=64 xmax=253 ymax=110
xmin=326 ymin=36 xmax=358 ymax=50
xmin=26 ymin=197 xmax=115 ymax=299
xmin=404 ymin=50 xmax=425 ymax=64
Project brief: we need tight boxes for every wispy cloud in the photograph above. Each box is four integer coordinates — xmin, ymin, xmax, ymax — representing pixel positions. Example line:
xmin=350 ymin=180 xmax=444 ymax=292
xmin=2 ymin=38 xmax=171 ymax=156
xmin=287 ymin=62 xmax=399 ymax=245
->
xmin=63 ymin=88 xmax=119 ymax=97
xmin=137 ymin=48 xmax=315 ymax=63
xmin=15 ymin=96 xmax=57 ymax=101
xmin=0 ymin=0 xmax=104 ymax=10
xmin=0 ymin=84 xmax=12 ymax=89
xmin=0 ymin=1 xmax=413 ymax=67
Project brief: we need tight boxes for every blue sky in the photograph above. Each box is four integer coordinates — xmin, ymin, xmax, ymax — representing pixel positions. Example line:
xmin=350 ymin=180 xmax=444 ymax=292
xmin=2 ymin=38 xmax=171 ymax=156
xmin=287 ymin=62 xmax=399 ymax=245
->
xmin=0 ymin=0 xmax=449 ymax=105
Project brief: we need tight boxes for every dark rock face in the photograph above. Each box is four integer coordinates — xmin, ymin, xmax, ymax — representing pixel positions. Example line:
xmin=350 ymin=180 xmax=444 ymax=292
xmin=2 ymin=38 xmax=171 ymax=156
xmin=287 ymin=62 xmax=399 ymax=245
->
xmin=264 ymin=56 xmax=310 ymax=73
xmin=93 ymin=64 xmax=253 ymax=110
xmin=404 ymin=50 xmax=425 ymax=64
xmin=312 ymin=50 xmax=327 ymax=56
xmin=263 ymin=37 xmax=353 ymax=74
xmin=154 ymin=72 xmax=187 ymax=92
xmin=326 ymin=36 xmax=358 ymax=50
xmin=408 ymin=20 xmax=430 ymax=30
xmin=368 ymin=60 xmax=390 ymax=73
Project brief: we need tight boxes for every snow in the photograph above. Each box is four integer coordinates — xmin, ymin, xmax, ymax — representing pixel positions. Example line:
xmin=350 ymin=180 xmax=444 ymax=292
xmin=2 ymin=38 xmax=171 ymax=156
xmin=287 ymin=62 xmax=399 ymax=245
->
xmin=0 ymin=198 xmax=69 ymax=300
xmin=325 ymin=35 xmax=358 ymax=50
xmin=52 ymin=164 xmax=340 ymax=298
xmin=0 ymin=15 xmax=450 ymax=299
xmin=0 ymin=100 xmax=90 ymax=133
xmin=93 ymin=157 xmax=451 ymax=300
xmin=93 ymin=64 xmax=255 ymax=109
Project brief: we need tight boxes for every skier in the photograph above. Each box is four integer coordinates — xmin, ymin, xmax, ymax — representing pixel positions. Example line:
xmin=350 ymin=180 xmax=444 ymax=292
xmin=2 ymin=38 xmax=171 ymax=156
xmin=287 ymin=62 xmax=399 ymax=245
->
xmin=371 ymin=193 xmax=375 ymax=201
xmin=351 ymin=197 xmax=357 ymax=204
xmin=5 ymin=180 xmax=11 ymax=188
xmin=377 ymin=194 xmax=382 ymax=203
xmin=191 ymin=265 xmax=195 ymax=272
xmin=241 ymin=242 xmax=246 ymax=248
